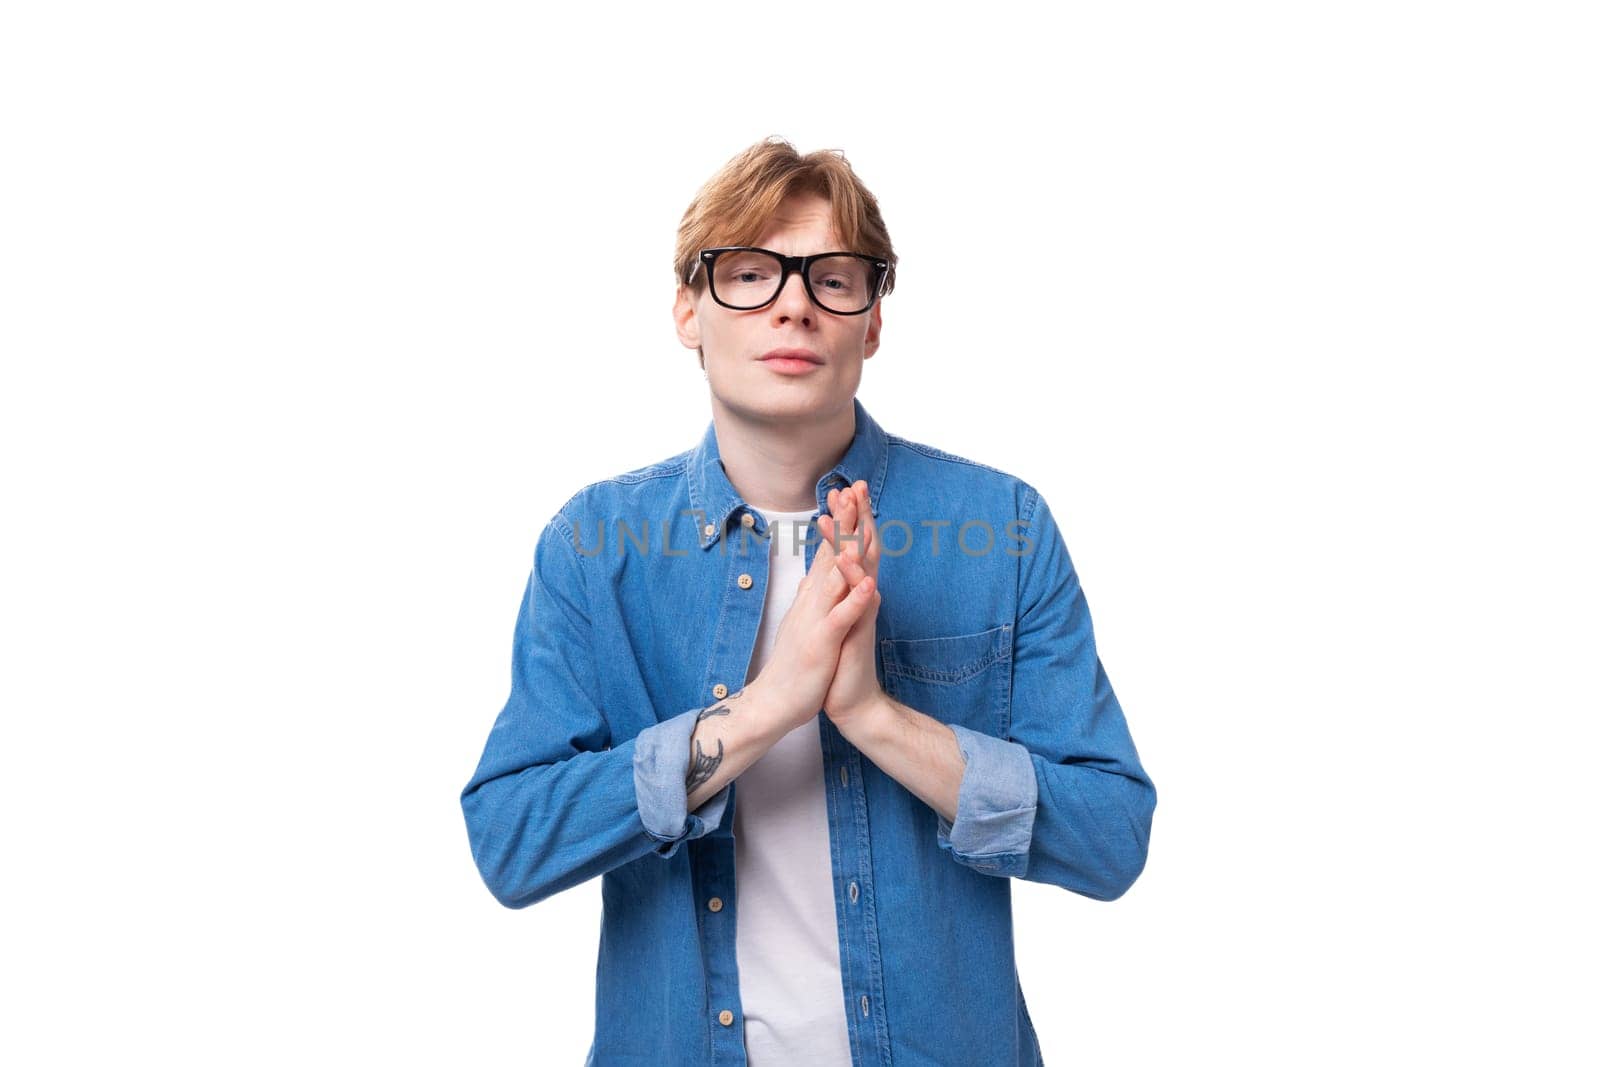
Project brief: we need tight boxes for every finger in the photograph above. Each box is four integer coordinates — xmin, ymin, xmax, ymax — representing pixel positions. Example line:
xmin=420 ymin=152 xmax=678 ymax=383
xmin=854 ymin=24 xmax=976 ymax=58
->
xmin=851 ymin=486 xmax=876 ymax=559
xmin=812 ymin=534 xmax=851 ymax=591
xmin=819 ymin=568 xmax=847 ymax=606
xmin=837 ymin=485 xmax=862 ymax=564
xmin=823 ymin=574 xmax=877 ymax=635
xmin=811 ymin=520 xmax=835 ymax=564
xmin=842 ymin=588 xmax=881 ymax=641
xmin=856 ymin=483 xmax=879 ymax=571
xmin=821 ymin=543 xmax=851 ymax=587
xmin=802 ymin=536 xmax=834 ymax=595
xmin=834 ymin=546 xmax=866 ymax=585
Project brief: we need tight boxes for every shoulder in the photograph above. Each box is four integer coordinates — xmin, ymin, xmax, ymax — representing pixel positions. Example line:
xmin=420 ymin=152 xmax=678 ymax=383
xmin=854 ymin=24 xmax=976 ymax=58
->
xmin=541 ymin=447 xmax=693 ymax=539
xmin=882 ymin=431 xmax=1043 ymax=518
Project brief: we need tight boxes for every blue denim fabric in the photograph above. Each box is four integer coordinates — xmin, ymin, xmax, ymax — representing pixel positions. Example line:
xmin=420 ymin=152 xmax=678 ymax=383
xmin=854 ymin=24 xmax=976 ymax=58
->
xmin=461 ymin=396 xmax=1157 ymax=1066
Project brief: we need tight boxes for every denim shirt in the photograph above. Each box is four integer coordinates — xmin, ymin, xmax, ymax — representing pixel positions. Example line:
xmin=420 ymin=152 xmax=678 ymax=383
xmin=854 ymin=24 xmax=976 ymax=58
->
xmin=460 ymin=396 xmax=1157 ymax=1066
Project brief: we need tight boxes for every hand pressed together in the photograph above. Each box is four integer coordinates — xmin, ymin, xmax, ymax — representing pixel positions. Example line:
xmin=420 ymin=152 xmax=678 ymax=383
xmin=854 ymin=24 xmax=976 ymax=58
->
xmin=741 ymin=480 xmax=885 ymax=736
xmin=816 ymin=480 xmax=886 ymax=730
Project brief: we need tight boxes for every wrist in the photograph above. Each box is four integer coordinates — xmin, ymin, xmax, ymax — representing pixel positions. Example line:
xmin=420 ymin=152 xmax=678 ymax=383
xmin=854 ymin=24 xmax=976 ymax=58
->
xmin=738 ymin=676 xmax=796 ymax=747
xmin=831 ymin=689 xmax=900 ymax=743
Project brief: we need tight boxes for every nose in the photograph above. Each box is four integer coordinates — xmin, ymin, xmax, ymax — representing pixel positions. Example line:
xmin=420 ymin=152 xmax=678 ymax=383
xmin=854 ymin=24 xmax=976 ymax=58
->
xmin=768 ymin=269 xmax=815 ymax=329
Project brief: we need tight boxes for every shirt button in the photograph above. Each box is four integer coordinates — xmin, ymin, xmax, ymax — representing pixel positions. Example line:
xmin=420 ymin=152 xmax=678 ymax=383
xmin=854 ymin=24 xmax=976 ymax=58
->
xmin=708 ymin=896 xmax=723 ymax=912
xmin=860 ymin=994 xmax=869 ymax=1017
xmin=703 ymin=523 xmax=716 ymax=539
xmin=741 ymin=512 xmax=755 ymax=528
xmin=737 ymin=573 xmax=753 ymax=589
xmin=848 ymin=881 xmax=859 ymax=903
xmin=713 ymin=683 xmax=729 ymax=699
xmin=718 ymin=1009 xmax=734 ymax=1027
xmin=839 ymin=765 xmax=849 ymax=787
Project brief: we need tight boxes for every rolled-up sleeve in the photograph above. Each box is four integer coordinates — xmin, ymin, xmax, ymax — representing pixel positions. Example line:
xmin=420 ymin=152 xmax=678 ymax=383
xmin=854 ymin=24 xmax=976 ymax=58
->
xmin=634 ymin=708 xmax=732 ymax=857
xmin=935 ymin=723 xmax=1038 ymax=876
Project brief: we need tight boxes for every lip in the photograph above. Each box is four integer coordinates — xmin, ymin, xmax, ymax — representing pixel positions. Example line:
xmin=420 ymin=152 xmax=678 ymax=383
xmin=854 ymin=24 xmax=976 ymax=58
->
xmin=758 ymin=348 xmax=824 ymax=376
xmin=758 ymin=348 xmax=824 ymax=365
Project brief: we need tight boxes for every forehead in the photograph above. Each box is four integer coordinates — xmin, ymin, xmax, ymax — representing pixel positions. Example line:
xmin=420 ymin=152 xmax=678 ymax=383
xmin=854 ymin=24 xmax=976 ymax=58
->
xmin=755 ymin=193 xmax=840 ymax=252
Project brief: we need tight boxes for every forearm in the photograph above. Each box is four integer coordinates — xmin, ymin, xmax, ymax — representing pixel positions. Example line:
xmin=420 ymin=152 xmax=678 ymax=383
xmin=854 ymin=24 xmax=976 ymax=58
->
xmin=832 ymin=693 xmax=964 ymax=825
xmin=463 ymin=735 xmax=672 ymax=909
xmin=684 ymin=681 xmax=790 ymax=811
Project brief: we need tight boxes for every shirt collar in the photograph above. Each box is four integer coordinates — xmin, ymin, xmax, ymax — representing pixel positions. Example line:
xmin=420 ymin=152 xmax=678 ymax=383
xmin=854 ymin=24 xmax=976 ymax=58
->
xmin=686 ymin=395 xmax=889 ymax=551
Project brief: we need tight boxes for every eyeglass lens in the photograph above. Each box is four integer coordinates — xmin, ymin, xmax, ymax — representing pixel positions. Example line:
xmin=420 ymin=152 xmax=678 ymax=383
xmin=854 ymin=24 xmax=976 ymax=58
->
xmin=711 ymin=251 xmax=875 ymax=313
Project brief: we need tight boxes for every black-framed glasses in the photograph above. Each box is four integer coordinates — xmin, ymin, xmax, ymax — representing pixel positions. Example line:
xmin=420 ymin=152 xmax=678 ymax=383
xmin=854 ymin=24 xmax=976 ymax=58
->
xmin=688 ymin=246 xmax=889 ymax=315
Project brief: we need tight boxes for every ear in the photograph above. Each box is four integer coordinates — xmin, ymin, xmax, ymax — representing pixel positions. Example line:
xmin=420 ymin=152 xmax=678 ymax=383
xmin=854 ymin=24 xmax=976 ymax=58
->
xmin=862 ymin=301 xmax=883 ymax=360
xmin=673 ymin=284 xmax=702 ymax=350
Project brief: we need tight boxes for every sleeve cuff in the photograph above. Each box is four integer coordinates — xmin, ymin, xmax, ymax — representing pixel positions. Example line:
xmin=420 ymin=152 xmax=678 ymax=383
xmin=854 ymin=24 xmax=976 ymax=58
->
xmin=935 ymin=722 xmax=1039 ymax=876
xmin=633 ymin=708 xmax=733 ymax=858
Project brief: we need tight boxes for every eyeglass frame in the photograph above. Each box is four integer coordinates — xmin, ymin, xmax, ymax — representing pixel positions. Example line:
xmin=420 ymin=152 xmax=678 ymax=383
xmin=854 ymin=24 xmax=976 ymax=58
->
xmin=686 ymin=246 xmax=890 ymax=316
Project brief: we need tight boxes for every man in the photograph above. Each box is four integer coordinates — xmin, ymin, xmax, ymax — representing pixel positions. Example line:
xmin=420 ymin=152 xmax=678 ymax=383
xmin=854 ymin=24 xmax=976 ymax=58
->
xmin=460 ymin=137 xmax=1157 ymax=1066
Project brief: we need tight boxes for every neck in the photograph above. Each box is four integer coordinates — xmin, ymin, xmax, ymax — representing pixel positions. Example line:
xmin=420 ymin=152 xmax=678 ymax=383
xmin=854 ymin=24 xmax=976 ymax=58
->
xmin=707 ymin=395 xmax=855 ymax=513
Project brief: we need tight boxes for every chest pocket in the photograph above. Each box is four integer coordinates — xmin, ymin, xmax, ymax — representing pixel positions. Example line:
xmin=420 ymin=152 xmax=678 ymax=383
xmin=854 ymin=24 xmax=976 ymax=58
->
xmin=879 ymin=624 xmax=1013 ymax=738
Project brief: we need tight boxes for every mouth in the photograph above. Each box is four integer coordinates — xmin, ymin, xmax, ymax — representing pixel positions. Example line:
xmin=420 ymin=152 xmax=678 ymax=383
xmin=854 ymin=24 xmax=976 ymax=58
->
xmin=758 ymin=348 xmax=824 ymax=365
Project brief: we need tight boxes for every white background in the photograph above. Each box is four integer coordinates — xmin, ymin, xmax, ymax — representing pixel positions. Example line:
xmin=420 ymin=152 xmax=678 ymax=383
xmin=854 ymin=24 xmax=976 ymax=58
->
xmin=3 ymin=2 xmax=1596 ymax=1063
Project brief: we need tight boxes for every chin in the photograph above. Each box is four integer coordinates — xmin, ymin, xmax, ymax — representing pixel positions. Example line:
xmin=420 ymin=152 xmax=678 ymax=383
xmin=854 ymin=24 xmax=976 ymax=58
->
xmin=720 ymin=380 xmax=842 ymax=421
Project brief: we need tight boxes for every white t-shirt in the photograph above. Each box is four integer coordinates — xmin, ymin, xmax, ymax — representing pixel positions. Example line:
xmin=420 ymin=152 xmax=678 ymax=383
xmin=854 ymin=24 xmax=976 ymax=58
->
xmin=734 ymin=506 xmax=854 ymax=1066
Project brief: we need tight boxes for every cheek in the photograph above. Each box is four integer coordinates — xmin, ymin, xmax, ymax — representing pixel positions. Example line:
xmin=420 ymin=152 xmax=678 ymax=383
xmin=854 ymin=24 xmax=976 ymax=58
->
xmin=831 ymin=320 xmax=871 ymax=350
xmin=698 ymin=310 xmax=744 ymax=352
xmin=690 ymin=313 xmax=719 ymax=354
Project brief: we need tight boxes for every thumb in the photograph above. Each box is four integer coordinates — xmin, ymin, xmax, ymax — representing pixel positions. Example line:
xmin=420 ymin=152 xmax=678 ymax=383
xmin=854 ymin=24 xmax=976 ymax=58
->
xmin=823 ymin=574 xmax=877 ymax=637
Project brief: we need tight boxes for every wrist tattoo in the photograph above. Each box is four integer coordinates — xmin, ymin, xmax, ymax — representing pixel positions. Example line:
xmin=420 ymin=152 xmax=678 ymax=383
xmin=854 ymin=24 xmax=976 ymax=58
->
xmin=685 ymin=690 xmax=741 ymax=792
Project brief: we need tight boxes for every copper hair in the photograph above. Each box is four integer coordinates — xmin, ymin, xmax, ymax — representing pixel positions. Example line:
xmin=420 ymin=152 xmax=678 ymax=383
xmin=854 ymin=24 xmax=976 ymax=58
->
xmin=674 ymin=137 xmax=898 ymax=300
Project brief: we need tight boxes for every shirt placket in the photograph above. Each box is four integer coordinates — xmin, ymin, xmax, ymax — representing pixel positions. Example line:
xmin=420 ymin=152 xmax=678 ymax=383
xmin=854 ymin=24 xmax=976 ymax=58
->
xmin=690 ymin=508 xmax=772 ymax=1064
xmin=805 ymin=520 xmax=895 ymax=1067
xmin=690 ymin=502 xmax=894 ymax=1066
